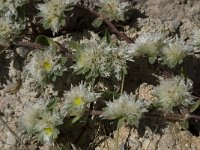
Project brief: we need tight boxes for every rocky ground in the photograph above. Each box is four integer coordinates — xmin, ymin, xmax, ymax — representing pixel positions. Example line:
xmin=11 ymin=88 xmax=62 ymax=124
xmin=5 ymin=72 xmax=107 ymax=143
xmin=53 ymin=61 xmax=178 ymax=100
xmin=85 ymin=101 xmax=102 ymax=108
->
xmin=0 ymin=0 xmax=200 ymax=150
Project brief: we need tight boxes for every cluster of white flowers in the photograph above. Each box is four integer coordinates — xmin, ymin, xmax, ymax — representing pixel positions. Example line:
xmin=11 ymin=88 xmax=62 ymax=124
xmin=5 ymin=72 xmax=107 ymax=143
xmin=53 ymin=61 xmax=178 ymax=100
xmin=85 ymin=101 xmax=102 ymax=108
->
xmin=130 ymin=32 xmax=166 ymax=64
xmin=0 ymin=0 xmax=28 ymax=45
xmin=110 ymin=41 xmax=134 ymax=80
xmin=130 ymin=32 xmax=195 ymax=67
xmin=0 ymin=17 xmax=15 ymax=45
xmin=160 ymin=38 xmax=191 ymax=68
xmin=102 ymin=93 xmax=149 ymax=126
xmin=0 ymin=0 xmax=29 ymax=14
xmin=71 ymin=33 xmax=134 ymax=80
xmin=62 ymin=82 xmax=100 ymax=117
xmin=37 ymin=0 xmax=66 ymax=35
xmin=0 ymin=0 xmax=30 ymax=23
xmin=72 ymin=35 xmax=111 ymax=79
xmin=37 ymin=0 xmax=77 ymax=35
xmin=153 ymin=76 xmax=192 ymax=112
xmin=1 ymin=0 xmax=199 ymax=149
xmin=20 ymin=99 xmax=63 ymax=145
xmin=20 ymin=82 xmax=99 ymax=144
xmin=24 ymin=47 xmax=66 ymax=84
xmin=96 ymin=0 xmax=131 ymax=21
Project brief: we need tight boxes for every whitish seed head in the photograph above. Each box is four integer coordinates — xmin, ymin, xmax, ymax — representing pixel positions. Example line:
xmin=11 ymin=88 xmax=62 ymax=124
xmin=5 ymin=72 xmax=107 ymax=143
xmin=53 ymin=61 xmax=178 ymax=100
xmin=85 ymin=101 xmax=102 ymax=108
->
xmin=153 ymin=76 xmax=192 ymax=112
xmin=102 ymin=93 xmax=149 ymax=126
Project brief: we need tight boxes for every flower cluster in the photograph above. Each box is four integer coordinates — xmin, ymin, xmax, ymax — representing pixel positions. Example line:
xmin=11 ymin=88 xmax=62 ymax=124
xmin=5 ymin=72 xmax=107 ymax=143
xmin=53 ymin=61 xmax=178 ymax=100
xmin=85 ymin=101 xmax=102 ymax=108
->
xmin=72 ymin=35 xmax=111 ymax=79
xmin=20 ymin=99 xmax=63 ymax=145
xmin=102 ymin=93 xmax=149 ymax=126
xmin=153 ymin=76 xmax=192 ymax=112
xmin=37 ymin=0 xmax=70 ymax=35
xmin=160 ymin=38 xmax=191 ymax=68
xmin=37 ymin=0 xmax=78 ymax=35
xmin=110 ymin=41 xmax=134 ymax=79
xmin=62 ymin=82 xmax=100 ymax=117
xmin=0 ymin=16 xmax=21 ymax=46
xmin=131 ymin=32 xmax=166 ymax=64
xmin=96 ymin=0 xmax=131 ymax=21
xmin=24 ymin=47 xmax=66 ymax=84
xmin=19 ymin=82 xmax=99 ymax=145
xmin=70 ymin=33 xmax=134 ymax=80
xmin=0 ymin=0 xmax=29 ymax=15
xmin=0 ymin=0 xmax=28 ymax=45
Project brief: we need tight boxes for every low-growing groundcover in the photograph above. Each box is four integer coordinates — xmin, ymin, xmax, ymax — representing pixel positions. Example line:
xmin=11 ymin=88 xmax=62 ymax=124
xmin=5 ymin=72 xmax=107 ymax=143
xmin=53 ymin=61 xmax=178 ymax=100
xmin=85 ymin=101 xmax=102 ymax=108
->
xmin=0 ymin=0 xmax=200 ymax=149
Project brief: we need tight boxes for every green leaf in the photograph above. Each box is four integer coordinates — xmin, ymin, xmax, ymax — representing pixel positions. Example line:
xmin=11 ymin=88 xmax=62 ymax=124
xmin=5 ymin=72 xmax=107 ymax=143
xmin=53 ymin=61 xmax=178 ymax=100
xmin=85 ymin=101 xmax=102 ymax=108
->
xmin=190 ymin=100 xmax=200 ymax=112
xmin=104 ymin=29 xmax=111 ymax=44
xmin=57 ymin=71 xmax=63 ymax=76
xmin=47 ymin=98 xmax=59 ymax=110
xmin=61 ymin=57 xmax=67 ymax=64
xmin=35 ymin=35 xmax=60 ymax=49
xmin=180 ymin=67 xmax=187 ymax=80
xmin=117 ymin=117 xmax=125 ymax=129
xmin=149 ymin=57 xmax=156 ymax=64
xmin=92 ymin=17 xmax=103 ymax=28
xmin=67 ymin=41 xmax=83 ymax=51
xmin=16 ymin=6 xmax=25 ymax=23
xmin=35 ymin=35 xmax=51 ymax=46
xmin=102 ymin=91 xmax=119 ymax=100
xmin=71 ymin=116 xmax=82 ymax=124
xmin=54 ymin=70 xmax=63 ymax=76
xmin=66 ymin=116 xmax=82 ymax=127
xmin=51 ymin=76 xmax=57 ymax=82
xmin=179 ymin=120 xmax=189 ymax=130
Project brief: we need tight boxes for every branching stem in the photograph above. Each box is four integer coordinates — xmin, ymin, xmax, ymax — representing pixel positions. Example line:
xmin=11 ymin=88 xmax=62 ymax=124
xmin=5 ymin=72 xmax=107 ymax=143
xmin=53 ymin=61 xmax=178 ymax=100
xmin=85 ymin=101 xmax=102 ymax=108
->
xmin=12 ymin=41 xmax=73 ymax=58
xmin=75 ymin=4 xmax=132 ymax=44
xmin=120 ymin=73 xmax=125 ymax=94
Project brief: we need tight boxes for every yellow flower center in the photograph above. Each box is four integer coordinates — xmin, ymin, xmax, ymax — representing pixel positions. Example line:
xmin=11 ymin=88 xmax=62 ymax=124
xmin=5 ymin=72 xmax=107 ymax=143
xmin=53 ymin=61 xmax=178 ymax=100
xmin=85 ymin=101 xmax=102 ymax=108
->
xmin=79 ymin=52 xmax=89 ymax=66
xmin=74 ymin=97 xmax=85 ymax=107
xmin=42 ymin=60 xmax=53 ymax=71
xmin=44 ymin=127 xmax=53 ymax=136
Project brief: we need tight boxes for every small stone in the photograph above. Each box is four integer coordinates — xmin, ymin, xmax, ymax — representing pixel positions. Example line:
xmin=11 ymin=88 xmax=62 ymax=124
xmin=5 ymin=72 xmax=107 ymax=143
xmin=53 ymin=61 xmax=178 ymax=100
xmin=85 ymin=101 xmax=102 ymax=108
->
xmin=4 ymin=79 xmax=22 ymax=94
xmin=4 ymin=131 xmax=16 ymax=149
xmin=136 ymin=83 xmax=155 ymax=102
xmin=16 ymin=47 xmax=30 ymax=58
xmin=169 ymin=20 xmax=181 ymax=32
xmin=142 ymin=139 xmax=151 ymax=149
xmin=0 ymin=140 xmax=3 ymax=148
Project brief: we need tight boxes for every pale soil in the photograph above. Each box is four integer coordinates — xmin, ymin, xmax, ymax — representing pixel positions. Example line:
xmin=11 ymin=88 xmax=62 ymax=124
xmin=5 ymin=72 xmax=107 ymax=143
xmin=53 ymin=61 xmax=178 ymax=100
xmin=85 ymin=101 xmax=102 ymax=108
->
xmin=0 ymin=0 xmax=200 ymax=150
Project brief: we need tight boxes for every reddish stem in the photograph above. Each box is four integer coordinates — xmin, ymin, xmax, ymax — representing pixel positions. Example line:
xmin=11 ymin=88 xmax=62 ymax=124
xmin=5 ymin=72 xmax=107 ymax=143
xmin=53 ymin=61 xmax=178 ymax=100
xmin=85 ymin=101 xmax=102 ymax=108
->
xmin=75 ymin=4 xmax=132 ymax=44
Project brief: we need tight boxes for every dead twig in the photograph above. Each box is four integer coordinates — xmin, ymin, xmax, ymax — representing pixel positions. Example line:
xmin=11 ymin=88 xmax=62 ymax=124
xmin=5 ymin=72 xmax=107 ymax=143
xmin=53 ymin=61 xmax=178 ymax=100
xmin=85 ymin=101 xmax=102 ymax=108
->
xmin=12 ymin=41 xmax=73 ymax=59
xmin=12 ymin=41 xmax=45 ymax=50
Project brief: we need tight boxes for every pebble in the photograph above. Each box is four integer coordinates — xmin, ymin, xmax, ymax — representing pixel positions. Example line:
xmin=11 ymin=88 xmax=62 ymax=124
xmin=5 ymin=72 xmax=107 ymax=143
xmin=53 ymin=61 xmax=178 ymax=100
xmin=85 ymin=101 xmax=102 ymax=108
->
xmin=4 ymin=131 xmax=16 ymax=149
xmin=169 ymin=20 xmax=181 ymax=32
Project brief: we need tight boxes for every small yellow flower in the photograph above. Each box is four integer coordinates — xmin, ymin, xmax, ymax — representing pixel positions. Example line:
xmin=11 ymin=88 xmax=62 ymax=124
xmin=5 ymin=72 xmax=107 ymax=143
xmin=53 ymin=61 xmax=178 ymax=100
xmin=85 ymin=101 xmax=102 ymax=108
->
xmin=42 ymin=60 xmax=53 ymax=72
xmin=25 ymin=47 xmax=65 ymax=83
xmin=44 ymin=127 xmax=53 ymax=136
xmin=62 ymin=82 xmax=100 ymax=117
xmin=74 ymin=97 xmax=85 ymax=107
